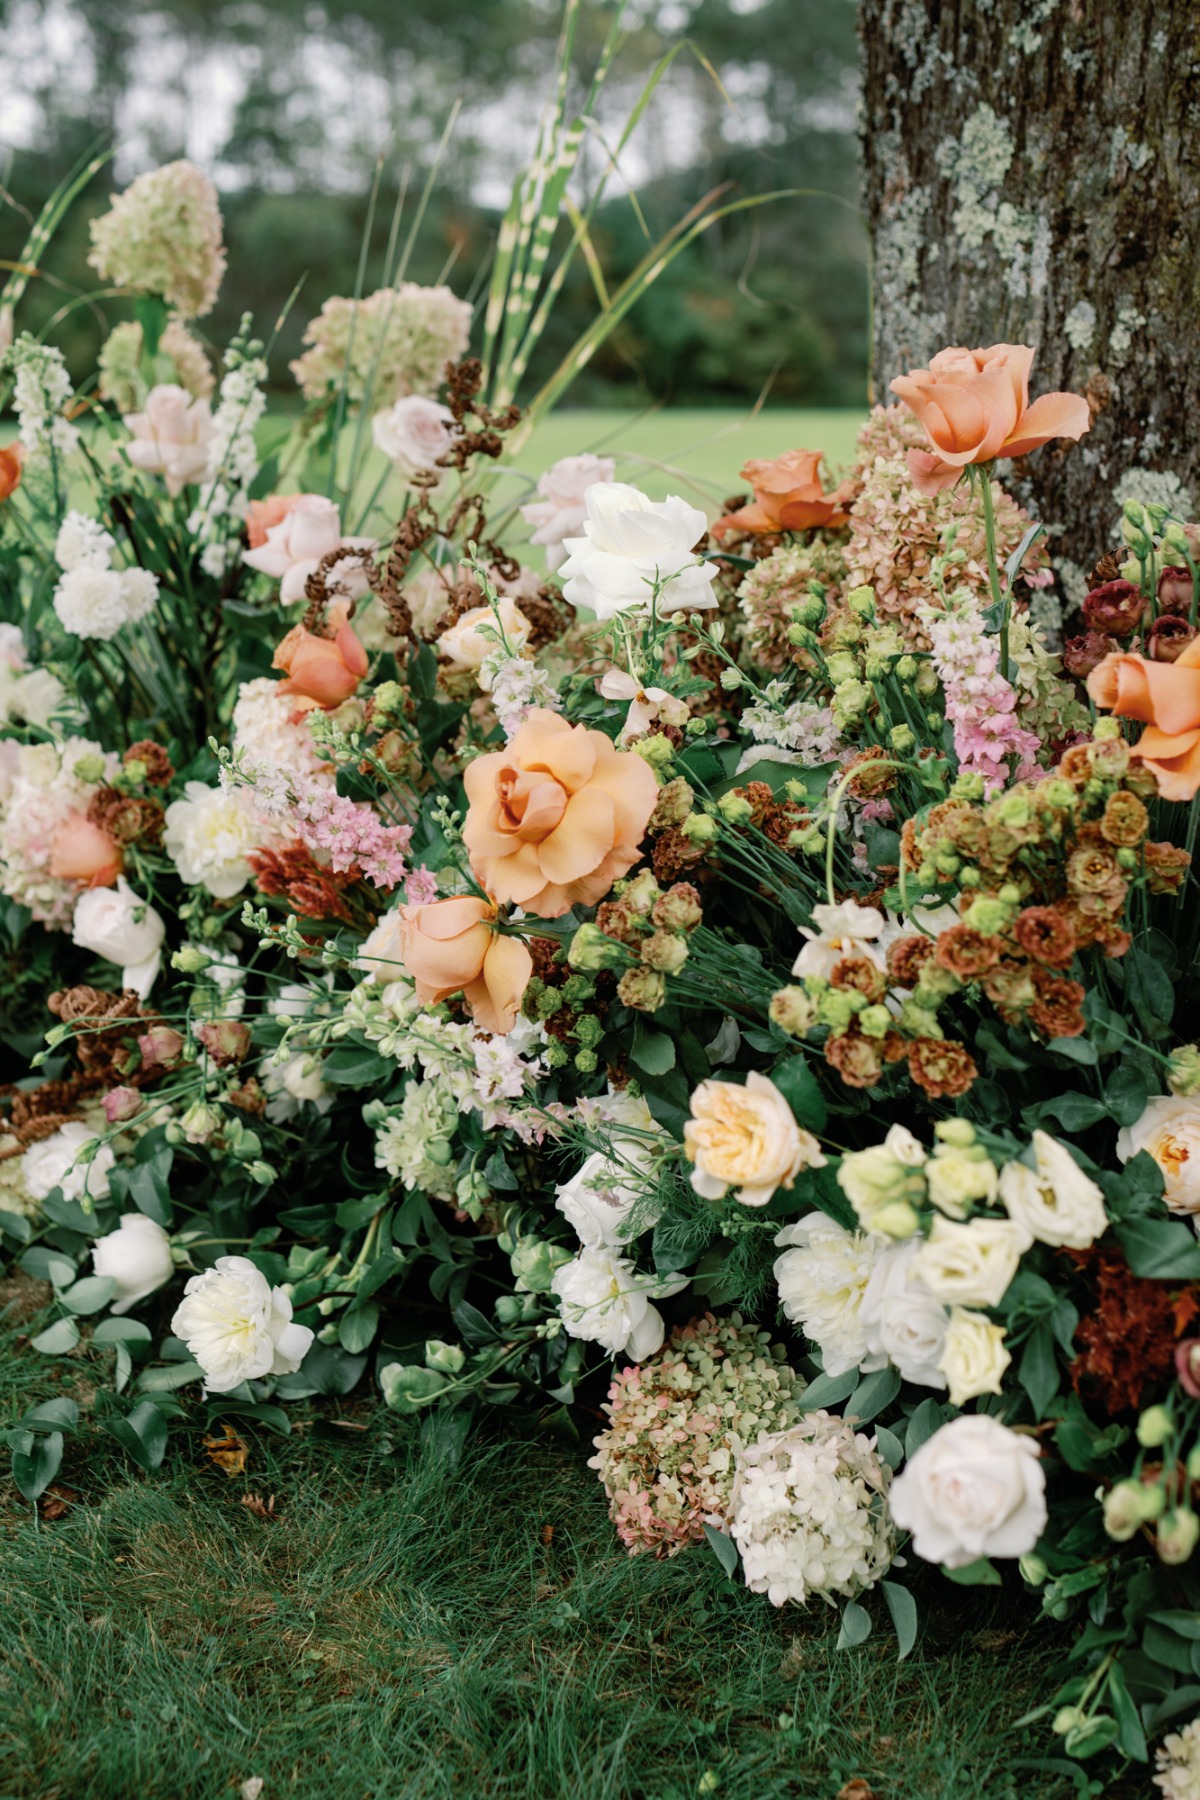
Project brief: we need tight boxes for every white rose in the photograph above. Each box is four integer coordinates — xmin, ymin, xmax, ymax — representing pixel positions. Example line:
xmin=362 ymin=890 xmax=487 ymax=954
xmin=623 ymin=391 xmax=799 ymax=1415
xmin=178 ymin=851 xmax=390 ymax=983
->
xmin=558 ymin=481 xmax=717 ymax=621
xmin=23 ymin=1119 xmax=115 ymax=1204
xmin=242 ymin=493 xmax=376 ymax=605
xmin=72 ymin=876 xmax=165 ymax=999
xmin=92 ymin=1213 xmax=174 ymax=1314
xmin=912 ymin=1216 xmax=1030 ymax=1309
xmin=163 ymin=780 xmax=265 ymax=900
xmin=889 ymin=1414 xmax=1046 ymax=1569
xmin=171 ymin=1255 xmax=314 ymax=1393
xmin=436 ymin=598 xmax=531 ymax=683
xmin=520 ymin=453 xmax=616 ymax=572
xmin=858 ymin=1239 xmax=948 ymax=1388
xmin=372 ymin=395 xmax=454 ymax=471
xmin=123 ymin=384 xmax=215 ymax=495
xmin=263 ymin=1050 xmax=332 ymax=1123
xmin=357 ymin=908 xmax=409 ymax=986
xmin=773 ymin=1212 xmax=884 ymax=1378
xmin=550 ymin=1246 xmax=686 ymax=1361
xmin=938 ymin=1308 xmax=1011 ymax=1406
xmin=999 ymin=1130 xmax=1108 ymax=1248
xmin=1117 ymin=1095 xmax=1200 ymax=1214
xmin=554 ymin=1125 xmax=662 ymax=1249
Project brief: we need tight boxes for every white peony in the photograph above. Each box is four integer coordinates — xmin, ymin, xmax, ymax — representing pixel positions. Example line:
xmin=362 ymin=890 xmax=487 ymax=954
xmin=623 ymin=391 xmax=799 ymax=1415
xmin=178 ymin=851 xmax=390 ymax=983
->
xmin=912 ymin=1216 xmax=1030 ymax=1309
xmin=555 ymin=1102 xmax=663 ymax=1248
xmin=558 ymin=482 xmax=717 ymax=621
xmin=550 ymin=1246 xmax=687 ymax=1361
xmin=372 ymin=394 xmax=454 ymax=471
xmin=1117 ymin=1095 xmax=1200 ymax=1215
xmin=23 ymin=1119 xmax=115 ymax=1204
xmin=92 ymin=1213 xmax=174 ymax=1314
xmin=242 ymin=493 xmax=375 ymax=605
xmin=889 ymin=1414 xmax=1046 ymax=1569
xmin=123 ymin=384 xmax=215 ymax=495
xmin=999 ymin=1130 xmax=1108 ymax=1248
xmin=938 ymin=1308 xmax=1011 ymax=1407
xmin=773 ymin=1213 xmax=884 ymax=1378
xmin=858 ymin=1238 xmax=949 ymax=1388
xmin=520 ymin=452 xmax=616 ymax=572
xmin=72 ymin=876 xmax=165 ymax=998
xmin=171 ymin=1254 xmax=314 ymax=1393
xmin=163 ymin=780 xmax=264 ymax=899
xmin=792 ymin=900 xmax=888 ymax=979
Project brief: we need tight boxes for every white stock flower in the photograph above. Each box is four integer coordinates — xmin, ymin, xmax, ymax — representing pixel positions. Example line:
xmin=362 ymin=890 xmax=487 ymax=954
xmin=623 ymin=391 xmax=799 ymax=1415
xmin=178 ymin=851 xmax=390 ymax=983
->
xmin=558 ymin=482 xmax=717 ymax=621
xmin=123 ymin=385 xmax=215 ymax=494
xmin=858 ymin=1238 xmax=948 ymax=1388
xmin=912 ymin=1216 xmax=1029 ymax=1309
xmin=55 ymin=511 xmax=115 ymax=571
xmin=242 ymin=493 xmax=375 ymax=604
xmin=92 ymin=1213 xmax=174 ymax=1314
xmin=938 ymin=1308 xmax=1011 ymax=1407
xmin=72 ymin=876 xmax=166 ymax=999
xmin=23 ymin=1119 xmax=115 ymax=1204
xmin=1117 ymin=1096 xmax=1200 ymax=1215
xmin=171 ymin=1255 xmax=314 ymax=1393
xmin=889 ymin=1414 xmax=1046 ymax=1569
xmin=999 ymin=1131 xmax=1108 ymax=1248
xmin=550 ymin=1246 xmax=686 ymax=1361
xmin=164 ymin=780 xmax=265 ymax=899
xmin=520 ymin=453 xmax=616 ymax=571
xmin=773 ymin=1213 xmax=883 ymax=1378
xmin=372 ymin=395 xmax=454 ymax=471
xmin=792 ymin=900 xmax=888 ymax=979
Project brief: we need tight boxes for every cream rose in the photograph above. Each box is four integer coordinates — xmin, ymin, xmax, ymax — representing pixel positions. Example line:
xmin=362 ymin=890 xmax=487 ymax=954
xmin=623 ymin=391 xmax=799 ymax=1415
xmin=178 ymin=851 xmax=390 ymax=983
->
xmin=858 ymin=1239 xmax=949 ymax=1388
xmin=372 ymin=395 xmax=454 ymax=472
xmin=938 ymin=1308 xmax=1011 ymax=1406
xmin=92 ymin=1213 xmax=175 ymax=1314
xmin=171 ymin=1255 xmax=314 ymax=1392
xmin=72 ymin=876 xmax=165 ymax=999
xmin=1117 ymin=1096 xmax=1200 ymax=1214
xmin=685 ymin=1071 xmax=826 ymax=1208
xmin=123 ymin=384 xmax=214 ymax=495
xmin=889 ymin=1414 xmax=1047 ymax=1569
xmin=520 ymin=452 xmax=616 ymax=572
xmin=999 ymin=1130 xmax=1108 ymax=1248
xmin=437 ymin=598 xmax=531 ymax=683
xmin=912 ymin=1216 xmax=1030 ymax=1309
xmin=558 ymin=482 xmax=717 ymax=621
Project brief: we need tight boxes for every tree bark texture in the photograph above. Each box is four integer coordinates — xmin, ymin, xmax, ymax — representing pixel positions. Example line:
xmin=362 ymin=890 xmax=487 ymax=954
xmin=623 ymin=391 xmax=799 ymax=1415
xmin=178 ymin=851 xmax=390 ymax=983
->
xmin=858 ymin=0 xmax=1200 ymax=591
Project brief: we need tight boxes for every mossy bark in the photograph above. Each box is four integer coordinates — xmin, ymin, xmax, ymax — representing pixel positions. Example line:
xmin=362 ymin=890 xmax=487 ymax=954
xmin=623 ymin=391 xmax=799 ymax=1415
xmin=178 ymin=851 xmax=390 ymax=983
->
xmin=858 ymin=0 xmax=1200 ymax=589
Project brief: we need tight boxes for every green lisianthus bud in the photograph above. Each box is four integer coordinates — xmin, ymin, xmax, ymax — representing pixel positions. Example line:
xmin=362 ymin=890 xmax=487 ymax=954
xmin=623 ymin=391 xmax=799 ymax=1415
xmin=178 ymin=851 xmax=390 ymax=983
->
xmin=380 ymin=1363 xmax=448 ymax=1413
xmin=424 ymin=1339 xmax=466 ymax=1376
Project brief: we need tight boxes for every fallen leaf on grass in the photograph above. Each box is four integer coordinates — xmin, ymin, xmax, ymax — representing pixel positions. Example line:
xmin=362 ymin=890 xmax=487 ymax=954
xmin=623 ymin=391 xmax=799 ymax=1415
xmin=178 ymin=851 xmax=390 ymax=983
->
xmin=38 ymin=1484 xmax=78 ymax=1520
xmin=836 ymin=1783 xmax=880 ymax=1800
xmin=203 ymin=1424 xmax=249 ymax=1476
xmin=241 ymin=1492 xmax=278 ymax=1521
xmin=240 ymin=1779 xmax=265 ymax=1800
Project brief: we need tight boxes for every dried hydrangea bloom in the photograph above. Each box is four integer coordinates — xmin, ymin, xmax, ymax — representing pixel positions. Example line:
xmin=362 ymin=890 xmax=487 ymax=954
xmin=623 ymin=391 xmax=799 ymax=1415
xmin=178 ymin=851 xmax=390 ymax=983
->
xmin=98 ymin=319 xmax=214 ymax=413
xmin=729 ymin=1410 xmax=895 ymax=1607
xmin=737 ymin=535 xmax=847 ymax=669
xmin=290 ymin=284 xmax=472 ymax=408
xmin=0 ymin=737 xmax=120 ymax=928
xmin=89 ymin=161 xmax=226 ymax=320
xmin=844 ymin=404 xmax=1048 ymax=649
xmin=589 ymin=1312 xmax=803 ymax=1556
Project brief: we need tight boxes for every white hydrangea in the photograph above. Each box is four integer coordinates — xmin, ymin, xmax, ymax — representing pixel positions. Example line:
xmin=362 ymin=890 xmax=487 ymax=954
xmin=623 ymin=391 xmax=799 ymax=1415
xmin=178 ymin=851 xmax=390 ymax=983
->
xmin=1156 ymin=1718 xmax=1200 ymax=1800
xmin=372 ymin=1078 xmax=460 ymax=1199
xmin=773 ymin=1213 xmax=885 ymax=1378
xmin=163 ymin=779 xmax=266 ymax=898
xmin=231 ymin=677 xmax=331 ymax=782
xmin=118 ymin=567 xmax=159 ymax=624
xmin=730 ymin=1412 xmax=895 ymax=1606
xmin=0 ymin=735 xmax=119 ymax=926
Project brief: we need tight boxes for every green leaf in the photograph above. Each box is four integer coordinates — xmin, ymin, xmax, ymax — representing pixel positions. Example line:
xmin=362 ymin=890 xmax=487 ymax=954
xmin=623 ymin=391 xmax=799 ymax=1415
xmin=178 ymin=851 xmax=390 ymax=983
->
xmin=60 ymin=1275 xmax=117 ymax=1315
xmin=20 ymin=1247 xmax=77 ymax=1288
xmin=136 ymin=1360 xmax=205 ymax=1393
xmin=104 ymin=1399 xmax=169 ymax=1472
xmin=768 ymin=1055 xmax=828 ymax=1132
xmin=338 ymin=1301 xmax=380 ymax=1355
xmin=335 ymin=1193 xmax=387 ymax=1232
xmin=323 ymin=1046 xmax=395 ymax=1087
xmin=1116 ymin=1218 xmax=1200 ymax=1281
xmin=126 ymin=1158 xmax=173 ymax=1228
xmin=12 ymin=1429 xmax=62 ymax=1501
xmin=800 ymin=1367 xmax=859 ymax=1410
xmin=882 ymin=1581 xmax=918 ymax=1659
xmin=1031 ymin=1092 xmax=1108 ymax=1133
xmin=1123 ymin=945 xmax=1174 ymax=1034
xmin=630 ymin=1023 xmax=675 ymax=1076
xmin=904 ymin=1397 xmax=947 ymax=1458
xmin=21 ymin=1398 xmax=79 ymax=1433
xmin=1104 ymin=1060 xmax=1158 ymax=1129
xmin=836 ymin=1600 xmax=873 ymax=1648
xmin=29 ymin=1318 xmax=80 ymax=1355
xmin=845 ymin=1366 xmax=901 ymax=1423
xmin=1148 ymin=1611 xmax=1200 ymax=1640
xmin=92 ymin=1318 xmax=153 ymax=1346
xmin=1107 ymin=1663 xmax=1147 ymax=1761
xmin=1046 ymin=1037 xmax=1098 ymax=1066
xmin=702 ymin=1522 xmax=739 ymax=1579
xmin=483 ymin=1149 xmax=519 ymax=1191
xmin=1018 ymin=1321 xmax=1060 ymax=1421
xmin=974 ymin=1027 xmax=1030 ymax=1072
xmin=874 ymin=1426 xmax=904 ymax=1470
xmin=943 ymin=1558 xmax=1001 ymax=1587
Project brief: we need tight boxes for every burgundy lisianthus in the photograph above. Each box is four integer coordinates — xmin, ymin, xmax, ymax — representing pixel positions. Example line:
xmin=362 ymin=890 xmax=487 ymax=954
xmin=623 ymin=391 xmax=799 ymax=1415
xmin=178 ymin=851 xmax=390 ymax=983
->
xmin=1063 ymin=630 xmax=1118 ymax=677
xmin=1082 ymin=579 xmax=1145 ymax=636
xmin=1147 ymin=614 xmax=1198 ymax=663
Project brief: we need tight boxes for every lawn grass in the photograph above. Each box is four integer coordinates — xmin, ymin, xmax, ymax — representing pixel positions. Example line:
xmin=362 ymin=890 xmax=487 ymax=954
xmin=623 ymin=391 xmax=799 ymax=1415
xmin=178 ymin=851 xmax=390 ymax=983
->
xmin=0 ymin=1288 xmax=1104 ymax=1800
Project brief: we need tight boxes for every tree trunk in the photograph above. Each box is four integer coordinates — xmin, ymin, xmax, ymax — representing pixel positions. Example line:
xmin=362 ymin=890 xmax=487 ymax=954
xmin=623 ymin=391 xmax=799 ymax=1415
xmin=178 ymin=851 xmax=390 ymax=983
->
xmin=857 ymin=0 xmax=1200 ymax=596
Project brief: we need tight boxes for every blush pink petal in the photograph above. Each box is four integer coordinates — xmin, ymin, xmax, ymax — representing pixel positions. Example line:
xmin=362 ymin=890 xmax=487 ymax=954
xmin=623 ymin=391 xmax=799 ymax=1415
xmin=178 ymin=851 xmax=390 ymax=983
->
xmin=906 ymin=447 xmax=964 ymax=497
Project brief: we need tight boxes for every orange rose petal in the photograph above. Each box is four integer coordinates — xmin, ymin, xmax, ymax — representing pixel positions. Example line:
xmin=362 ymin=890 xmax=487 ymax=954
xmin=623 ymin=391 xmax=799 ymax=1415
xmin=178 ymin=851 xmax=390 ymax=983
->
xmin=513 ymin=713 xmax=596 ymax=791
xmin=418 ymin=895 xmax=492 ymax=940
xmin=905 ymin=448 xmax=962 ymax=497
xmin=711 ymin=499 xmax=780 ymax=537
xmin=1001 ymin=390 xmax=1092 ymax=458
xmin=538 ymin=786 xmax=618 ymax=887
xmin=1135 ymin=727 xmax=1200 ymax=800
xmin=469 ymin=934 xmax=534 ymax=1035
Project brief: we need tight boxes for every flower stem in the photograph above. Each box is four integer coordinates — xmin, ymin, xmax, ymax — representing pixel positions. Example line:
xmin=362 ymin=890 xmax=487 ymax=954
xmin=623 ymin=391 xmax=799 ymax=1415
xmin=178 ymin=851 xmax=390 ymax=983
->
xmin=977 ymin=465 xmax=1010 ymax=683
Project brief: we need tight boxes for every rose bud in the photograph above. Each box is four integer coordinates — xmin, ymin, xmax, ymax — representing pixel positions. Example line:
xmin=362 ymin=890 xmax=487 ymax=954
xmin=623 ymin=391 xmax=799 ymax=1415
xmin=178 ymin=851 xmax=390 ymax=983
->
xmin=1158 ymin=565 xmax=1195 ymax=616
xmin=102 ymin=1085 xmax=144 ymax=1125
xmin=138 ymin=1024 xmax=184 ymax=1069
xmin=196 ymin=1019 xmax=252 ymax=1066
xmin=1082 ymin=579 xmax=1146 ymax=636
xmin=1063 ymin=630 xmax=1119 ymax=678
xmin=1176 ymin=1339 xmax=1200 ymax=1400
xmin=1147 ymin=614 xmax=1198 ymax=663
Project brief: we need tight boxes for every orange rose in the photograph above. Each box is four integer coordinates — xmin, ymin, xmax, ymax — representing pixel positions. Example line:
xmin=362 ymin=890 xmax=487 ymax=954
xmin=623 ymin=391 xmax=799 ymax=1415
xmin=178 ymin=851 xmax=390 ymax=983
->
xmin=246 ymin=493 xmax=301 ymax=549
xmin=0 ymin=442 xmax=20 ymax=501
xmin=712 ymin=449 xmax=856 ymax=537
xmin=398 ymin=895 xmax=533 ymax=1035
xmin=463 ymin=708 xmax=659 ymax=918
xmin=273 ymin=603 xmax=368 ymax=710
xmin=1087 ymin=637 xmax=1200 ymax=800
xmin=890 ymin=344 xmax=1091 ymax=497
xmin=48 ymin=813 xmax=123 ymax=887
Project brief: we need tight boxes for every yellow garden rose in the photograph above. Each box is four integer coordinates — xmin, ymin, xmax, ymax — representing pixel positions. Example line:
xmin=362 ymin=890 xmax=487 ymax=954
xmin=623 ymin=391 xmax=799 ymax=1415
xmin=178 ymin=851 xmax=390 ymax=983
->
xmin=684 ymin=1071 xmax=826 ymax=1208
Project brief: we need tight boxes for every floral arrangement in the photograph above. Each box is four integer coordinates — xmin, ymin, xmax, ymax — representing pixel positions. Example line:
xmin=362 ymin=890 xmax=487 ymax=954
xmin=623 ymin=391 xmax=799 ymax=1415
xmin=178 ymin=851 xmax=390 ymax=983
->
xmin=3 ymin=141 xmax=1200 ymax=1789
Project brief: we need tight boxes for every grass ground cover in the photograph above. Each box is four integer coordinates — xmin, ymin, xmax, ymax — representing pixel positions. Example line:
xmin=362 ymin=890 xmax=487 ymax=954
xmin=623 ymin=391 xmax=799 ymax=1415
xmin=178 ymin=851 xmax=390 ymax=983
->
xmin=0 ymin=1284 xmax=1119 ymax=1800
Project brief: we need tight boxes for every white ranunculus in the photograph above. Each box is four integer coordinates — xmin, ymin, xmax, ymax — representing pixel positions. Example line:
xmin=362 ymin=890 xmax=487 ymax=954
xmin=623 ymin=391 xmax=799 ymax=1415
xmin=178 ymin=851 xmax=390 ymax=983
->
xmin=72 ymin=876 xmax=165 ymax=998
xmin=1117 ymin=1095 xmax=1200 ymax=1215
xmin=123 ymin=384 xmax=215 ymax=495
xmin=171 ymin=1254 xmax=314 ymax=1393
xmin=242 ymin=493 xmax=376 ymax=605
xmin=163 ymin=780 xmax=264 ymax=900
xmin=999 ymin=1130 xmax=1108 ymax=1248
xmin=773 ymin=1213 xmax=884 ymax=1379
xmin=558 ymin=482 xmax=717 ymax=621
xmin=23 ymin=1119 xmax=115 ymax=1204
xmin=520 ymin=453 xmax=616 ymax=572
xmin=858 ymin=1239 xmax=948 ymax=1388
xmin=938 ymin=1307 xmax=1011 ymax=1407
xmin=262 ymin=1050 xmax=332 ymax=1123
xmin=437 ymin=598 xmax=531 ymax=681
xmin=92 ymin=1213 xmax=174 ymax=1314
xmin=889 ymin=1414 xmax=1047 ymax=1569
xmin=792 ymin=900 xmax=889 ymax=979
xmin=912 ymin=1216 xmax=1030 ymax=1309
xmin=550 ymin=1246 xmax=686 ymax=1361
xmin=372 ymin=395 xmax=454 ymax=471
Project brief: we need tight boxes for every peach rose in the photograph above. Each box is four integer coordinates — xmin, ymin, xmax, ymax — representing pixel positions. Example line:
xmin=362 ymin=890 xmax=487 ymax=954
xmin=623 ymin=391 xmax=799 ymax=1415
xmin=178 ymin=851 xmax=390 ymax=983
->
xmin=398 ymin=895 xmax=533 ymax=1035
xmin=890 ymin=344 xmax=1090 ymax=497
xmin=49 ymin=812 xmax=123 ymax=887
xmin=712 ymin=449 xmax=856 ymax=537
xmin=1087 ymin=636 xmax=1200 ymax=799
xmin=463 ymin=709 xmax=659 ymax=919
xmin=243 ymin=493 xmax=376 ymax=604
xmin=0 ymin=442 xmax=20 ymax=501
xmin=246 ymin=493 xmax=302 ymax=549
xmin=273 ymin=602 xmax=369 ymax=711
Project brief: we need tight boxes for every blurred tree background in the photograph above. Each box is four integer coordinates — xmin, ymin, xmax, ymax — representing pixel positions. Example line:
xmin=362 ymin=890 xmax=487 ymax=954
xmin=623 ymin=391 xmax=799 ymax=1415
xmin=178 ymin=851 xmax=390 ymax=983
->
xmin=0 ymin=0 xmax=867 ymax=408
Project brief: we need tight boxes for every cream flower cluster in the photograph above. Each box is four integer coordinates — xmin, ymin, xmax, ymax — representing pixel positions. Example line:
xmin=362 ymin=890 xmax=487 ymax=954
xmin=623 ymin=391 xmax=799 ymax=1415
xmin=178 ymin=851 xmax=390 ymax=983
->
xmin=371 ymin=1078 xmax=461 ymax=1201
xmin=163 ymin=779 xmax=268 ymax=900
xmin=231 ymin=677 xmax=332 ymax=784
xmin=730 ymin=1412 xmax=895 ymax=1607
xmin=1156 ymin=1718 xmax=1200 ymax=1800
xmin=98 ymin=318 xmax=213 ymax=413
xmin=52 ymin=510 xmax=159 ymax=641
xmin=88 ymin=160 xmax=226 ymax=318
xmin=290 ymin=284 xmax=471 ymax=406
xmin=8 ymin=335 xmax=80 ymax=463
xmin=0 ymin=736 xmax=119 ymax=926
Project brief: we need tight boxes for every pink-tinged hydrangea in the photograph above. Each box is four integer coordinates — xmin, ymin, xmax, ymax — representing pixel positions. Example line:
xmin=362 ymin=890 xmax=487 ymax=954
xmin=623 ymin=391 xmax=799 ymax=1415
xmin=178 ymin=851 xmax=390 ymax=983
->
xmin=0 ymin=737 xmax=119 ymax=927
xmin=88 ymin=161 xmax=226 ymax=319
xmin=919 ymin=594 xmax=1041 ymax=793
xmin=290 ymin=284 xmax=471 ymax=408
xmin=589 ymin=1313 xmax=803 ymax=1557
xmin=737 ymin=535 xmax=847 ymax=670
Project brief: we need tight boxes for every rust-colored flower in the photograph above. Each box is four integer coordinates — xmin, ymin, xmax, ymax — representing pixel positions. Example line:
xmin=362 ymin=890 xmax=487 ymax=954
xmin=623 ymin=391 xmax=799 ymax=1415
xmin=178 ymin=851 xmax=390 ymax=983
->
xmin=1028 ymin=970 xmax=1086 ymax=1039
xmin=907 ymin=1037 xmax=977 ymax=1098
xmin=1147 ymin=614 xmax=1197 ymax=664
xmin=1144 ymin=840 xmax=1191 ymax=895
xmin=1063 ymin=631 xmax=1119 ymax=679
xmin=196 ymin=1020 xmax=252 ymax=1066
xmin=1099 ymin=789 xmax=1148 ymax=848
xmin=1087 ymin=635 xmax=1200 ymax=799
xmin=123 ymin=740 xmax=174 ymax=787
xmin=0 ymin=441 xmax=21 ymax=501
xmin=1012 ymin=905 xmax=1076 ymax=969
xmin=886 ymin=933 xmax=935 ymax=988
xmin=1082 ymin=579 xmax=1145 ymax=636
xmin=890 ymin=343 xmax=1090 ymax=497
xmin=982 ymin=958 xmax=1036 ymax=1020
xmin=1066 ymin=842 xmax=1125 ymax=904
xmin=829 ymin=954 xmax=888 ymax=1002
xmin=934 ymin=924 xmax=1000 ymax=979
xmin=823 ymin=1027 xmax=885 ymax=1088
xmin=712 ymin=449 xmax=856 ymax=537
xmin=397 ymin=895 xmax=533 ymax=1036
